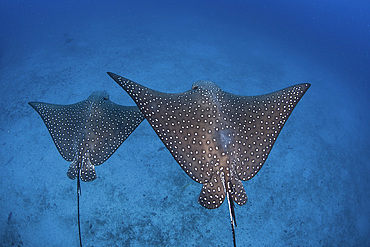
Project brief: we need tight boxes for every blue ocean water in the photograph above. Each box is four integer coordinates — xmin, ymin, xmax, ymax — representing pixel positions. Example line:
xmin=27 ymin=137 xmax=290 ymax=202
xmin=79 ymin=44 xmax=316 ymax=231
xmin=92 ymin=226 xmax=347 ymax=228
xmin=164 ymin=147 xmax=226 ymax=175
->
xmin=0 ymin=0 xmax=369 ymax=246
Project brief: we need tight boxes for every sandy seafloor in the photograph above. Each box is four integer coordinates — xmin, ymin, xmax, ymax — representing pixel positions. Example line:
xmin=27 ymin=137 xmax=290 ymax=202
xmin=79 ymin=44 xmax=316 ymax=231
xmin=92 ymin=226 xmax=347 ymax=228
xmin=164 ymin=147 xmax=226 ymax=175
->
xmin=0 ymin=1 xmax=369 ymax=246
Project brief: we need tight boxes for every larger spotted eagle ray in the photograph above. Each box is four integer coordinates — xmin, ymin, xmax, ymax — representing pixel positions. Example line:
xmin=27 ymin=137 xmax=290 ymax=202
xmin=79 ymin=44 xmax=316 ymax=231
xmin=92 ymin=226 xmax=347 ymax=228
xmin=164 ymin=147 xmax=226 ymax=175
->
xmin=108 ymin=72 xmax=310 ymax=246
xmin=29 ymin=91 xmax=144 ymax=247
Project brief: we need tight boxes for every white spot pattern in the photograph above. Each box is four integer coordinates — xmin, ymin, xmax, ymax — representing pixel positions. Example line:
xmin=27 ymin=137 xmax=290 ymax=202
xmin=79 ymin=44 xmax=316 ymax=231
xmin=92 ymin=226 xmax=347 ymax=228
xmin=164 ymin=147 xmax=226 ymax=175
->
xmin=29 ymin=91 xmax=144 ymax=182
xmin=108 ymin=72 xmax=310 ymax=209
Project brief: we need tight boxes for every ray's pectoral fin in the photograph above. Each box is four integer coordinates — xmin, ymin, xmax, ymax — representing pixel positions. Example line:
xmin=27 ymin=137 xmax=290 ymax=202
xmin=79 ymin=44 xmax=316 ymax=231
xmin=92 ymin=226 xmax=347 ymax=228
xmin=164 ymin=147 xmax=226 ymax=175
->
xmin=198 ymin=174 xmax=226 ymax=209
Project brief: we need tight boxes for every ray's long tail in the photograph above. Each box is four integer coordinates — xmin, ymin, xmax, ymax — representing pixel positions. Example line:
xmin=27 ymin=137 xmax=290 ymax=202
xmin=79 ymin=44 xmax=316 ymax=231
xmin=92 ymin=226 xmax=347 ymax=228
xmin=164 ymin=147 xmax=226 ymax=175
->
xmin=77 ymin=171 xmax=82 ymax=247
xmin=226 ymin=190 xmax=237 ymax=247
xmin=221 ymin=175 xmax=237 ymax=247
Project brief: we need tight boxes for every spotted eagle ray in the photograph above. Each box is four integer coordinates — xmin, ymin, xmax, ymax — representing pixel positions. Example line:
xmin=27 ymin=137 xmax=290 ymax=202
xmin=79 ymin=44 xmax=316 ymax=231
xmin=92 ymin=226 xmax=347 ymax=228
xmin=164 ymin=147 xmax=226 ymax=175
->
xmin=29 ymin=91 xmax=144 ymax=246
xmin=108 ymin=72 xmax=310 ymax=246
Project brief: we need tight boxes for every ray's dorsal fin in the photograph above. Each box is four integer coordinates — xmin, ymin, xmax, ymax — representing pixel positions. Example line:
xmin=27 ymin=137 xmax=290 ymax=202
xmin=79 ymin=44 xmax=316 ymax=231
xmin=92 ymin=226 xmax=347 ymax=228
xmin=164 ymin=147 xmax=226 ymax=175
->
xmin=29 ymin=91 xmax=145 ymax=246
xmin=108 ymin=72 xmax=310 ymax=246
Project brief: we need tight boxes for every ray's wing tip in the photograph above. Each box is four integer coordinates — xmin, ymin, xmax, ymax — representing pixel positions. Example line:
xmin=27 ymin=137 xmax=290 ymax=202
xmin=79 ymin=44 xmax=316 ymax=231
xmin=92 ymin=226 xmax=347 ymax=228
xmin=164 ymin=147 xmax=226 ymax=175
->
xmin=302 ymin=83 xmax=311 ymax=95
xmin=304 ymin=82 xmax=311 ymax=89
xmin=299 ymin=82 xmax=311 ymax=91
xmin=107 ymin=72 xmax=131 ymax=88
xmin=288 ymin=82 xmax=311 ymax=95
xmin=107 ymin=71 xmax=119 ymax=80
xmin=28 ymin=101 xmax=39 ymax=110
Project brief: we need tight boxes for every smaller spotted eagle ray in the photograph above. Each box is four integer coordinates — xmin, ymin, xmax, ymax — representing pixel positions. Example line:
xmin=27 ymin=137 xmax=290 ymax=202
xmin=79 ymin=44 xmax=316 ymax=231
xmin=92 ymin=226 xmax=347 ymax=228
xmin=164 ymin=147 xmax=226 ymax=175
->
xmin=29 ymin=91 xmax=144 ymax=247
xmin=108 ymin=72 xmax=310 ymax=246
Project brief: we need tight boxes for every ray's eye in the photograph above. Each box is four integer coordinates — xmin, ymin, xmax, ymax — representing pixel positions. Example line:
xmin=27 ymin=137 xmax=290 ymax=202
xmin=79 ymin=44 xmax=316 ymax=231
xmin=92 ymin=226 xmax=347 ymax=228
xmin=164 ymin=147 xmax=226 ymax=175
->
xmin=192 ymin=85 xmax=199 ymax=90
xmin=103 ymin=97 xmax=109 ymax=100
